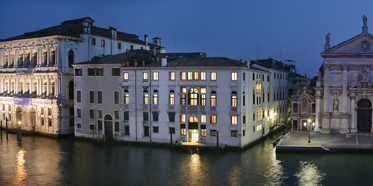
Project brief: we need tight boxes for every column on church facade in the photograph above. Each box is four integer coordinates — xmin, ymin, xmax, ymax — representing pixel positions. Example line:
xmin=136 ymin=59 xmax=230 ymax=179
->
xmin=37 ymin=48 xmax=40 ymax=67
xmin=37 ymin=78 xmax=40 ymax=96
xmin=350 ymin=94 xmax=356 ymax=132
xmin=7 ymin=78 xmax=10 ymax=94
xmin=47 ymin=49 xmax=50 ymax=67
xmin=47 ymin=76 xmax=50 ymax=97
xmin=14 ymin=50 xmax=18 ymax=67
xmin=23 ymin=78 xmax=26 ymax=95
xmin=342 ymin=65 xmax=348 ymax=113
xmin=22 ymin=51 xmax=25 ymax=68
xmin=54 ymin=47 xmax=59 ymax=67
xmin=323 ymin=64 xmax=330 ymax=113
xmin=29 ymin=78 xmax=32 ymax=96
xmin=15 ymin=78 xmax=18 ymax=96
xmin=315 ymin=94 xmax=321 ymax=131
xmin=54 ymin=78 xmax=58 ymax=97
xmin=0 ymin=51 xmax=3 ymax=67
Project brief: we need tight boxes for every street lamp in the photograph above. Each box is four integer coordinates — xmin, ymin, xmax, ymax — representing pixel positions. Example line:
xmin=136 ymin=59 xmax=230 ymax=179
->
xmin=17 ymin=120 xmax=22 ymax=141
xmin=303 ymin=119 xmax=315 ymax=145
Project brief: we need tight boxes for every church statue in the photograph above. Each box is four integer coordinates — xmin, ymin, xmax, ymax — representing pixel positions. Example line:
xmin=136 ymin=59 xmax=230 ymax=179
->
xmin=362 ymin=15 xmax=368 ymax=26
xmin=350 ymin=78 xmax=359 ymax=88
xmin=325 ymin=32 xmax=331 ymax=45
xmin=333 ymin=98 xmax=339 ymax=111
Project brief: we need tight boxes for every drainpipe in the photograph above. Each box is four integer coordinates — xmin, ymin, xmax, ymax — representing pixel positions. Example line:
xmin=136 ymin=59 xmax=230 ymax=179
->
xmin=135 ymin=70 xmax=137 ymax=142
xmin=149 ymin=67 xmax=152 ymax=142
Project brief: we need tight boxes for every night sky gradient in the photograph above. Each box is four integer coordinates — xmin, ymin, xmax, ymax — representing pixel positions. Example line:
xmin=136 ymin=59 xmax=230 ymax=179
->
xmin=1 ymin=0 xmax=372 ymax=77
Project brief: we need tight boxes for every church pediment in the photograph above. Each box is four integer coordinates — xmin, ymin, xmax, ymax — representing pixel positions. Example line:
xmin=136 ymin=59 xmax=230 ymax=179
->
xmin=321 ymin=33 xmax=373 ymax=57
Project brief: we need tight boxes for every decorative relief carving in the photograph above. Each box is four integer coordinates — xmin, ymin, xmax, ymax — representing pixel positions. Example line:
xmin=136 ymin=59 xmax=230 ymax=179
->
xmin=359 ymin=41 xmax=370 ymax=52
xmin=342 ymin=64 xmax=349 ymax=71
xmin=350 ymin=66 xmax=373 ymax=88
xmin=323 ymin=64 xmax=330 ymax=70
xmin=302 ymin=98 xmax=308 ymax=113
xmin=331 ymin=73 xmax=341 ymax=85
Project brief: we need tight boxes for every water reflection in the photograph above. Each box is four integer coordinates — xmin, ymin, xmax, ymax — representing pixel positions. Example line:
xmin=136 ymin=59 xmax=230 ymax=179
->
xmin=13 ymin=147 xmax=28 ymax=186
xmin=188 ymin=154 xmax=202 ymax=185
xmin=227 ymin=164 xmax=241 ymax=186
xmin=295 ymin=161 xmax=325 ymax=186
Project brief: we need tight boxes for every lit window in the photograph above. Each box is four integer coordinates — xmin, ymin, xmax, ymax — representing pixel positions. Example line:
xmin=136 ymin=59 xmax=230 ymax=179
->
xmin=231 ymin=130 xmax=237 ymax=137
xmin=211 ymin=72 xmax=217 ymax=81
xmin=231 ymin=72 xmax=237 ymax=81
xmin=124 ymin=94 xmax=129 ymax=104
xmin=231 ymin=116 xmax=238 ymax=125
xmin=201 ymin=115 xmax=206 ymax=123
xmin=188 ymin=88 xmax=198 ymax=105
xmin=123 ymin=72 xmax=129 ymax=81
xmin=153 ymin=94 xmax=158 ymax=104
xmin=143 ymin=94 xmax=148 ymax=104
xmin=210 ymin=115 xmax=217 ymax=124
xmin=211 ymin=130 xmax=217 ymax=136
xmin=201 ymin=72 xmax=206 ymax=80
xmin=180 ymin=124 xmax=186 ymax=135
xmin=143 ymin=72 xmax=148 ymax=81
xmin=189 ymin=117 xmax=198 ymax=122
xmin=210 ymin=95 xmax=216 ymax=106
xmin=153 ymin=72 xmax=159 ymax=80
xmin=101 ymin=40 xmax=105 ymax=46
xmin=180 ymin=72 xmax=186 ymax=80
xmin=169 ymin=72 xmax=175 ymax=80
xmin=180 ymin=114 xmax=186 ymax=123
xmin=200 ymin=88 xmax=206 ymax=106
xmin=187 ymin=72 xmax=193 ymax=80
xmin=231 ymin=95 xmax=237 ymax=107
xmin=194 ymin=72 xmax=199 ymax=80
xmin=169 ymin=94 xmax=175 ymax=105
xmin=201 ymin=125 xmax=206 ymax=137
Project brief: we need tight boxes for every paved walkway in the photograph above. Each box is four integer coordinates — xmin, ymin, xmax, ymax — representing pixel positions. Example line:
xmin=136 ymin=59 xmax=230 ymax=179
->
xmin=276 ymin=130 xmax=373 ymax=153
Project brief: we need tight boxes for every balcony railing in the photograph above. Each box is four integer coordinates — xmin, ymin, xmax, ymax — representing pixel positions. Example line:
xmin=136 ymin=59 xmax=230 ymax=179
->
xmin=179 ymin=105 xmax=207 ymax=111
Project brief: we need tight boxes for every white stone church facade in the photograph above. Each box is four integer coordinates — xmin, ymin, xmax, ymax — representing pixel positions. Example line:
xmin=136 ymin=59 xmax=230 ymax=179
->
xmin=315 ymin=19 xmax=373 ymax=133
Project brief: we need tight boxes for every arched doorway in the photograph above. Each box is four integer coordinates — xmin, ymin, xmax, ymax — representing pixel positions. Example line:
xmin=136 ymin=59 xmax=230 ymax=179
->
xmin=16 ymin=107 xmax=22 ymax=128
xmin=357 ymin=99 xmax=372 ymax=132
xmin=104 ymin=114 xmax=113 ymax=141
xmin=30 ymin=108 xmax=36 ymax=130
xmin=188 ymin=116 xmax=198 ymax=142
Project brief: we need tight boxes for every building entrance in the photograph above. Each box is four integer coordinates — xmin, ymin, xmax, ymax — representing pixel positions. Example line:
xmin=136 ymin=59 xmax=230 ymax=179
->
xmin=104 ymin=115 xmax=113 ymax=141
xmin=357 ymin=99 xmax=372 ymax=132
xmin=188 ymin=117 xmax=198 ymax=142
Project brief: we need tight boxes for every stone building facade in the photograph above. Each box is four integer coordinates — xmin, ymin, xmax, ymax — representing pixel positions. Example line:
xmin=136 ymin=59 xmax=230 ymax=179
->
xmin=315 ymin=18 xmax=373 ymax=133
xmin=0 ymin=17 xmax=164 ymax=135
xmin=290 ymin=87 xmax=315 ymax=130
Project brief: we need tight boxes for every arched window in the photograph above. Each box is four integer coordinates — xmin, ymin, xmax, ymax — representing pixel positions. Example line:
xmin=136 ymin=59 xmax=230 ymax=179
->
xmin=124 ymin=89 xmax=129 ymax=104
xmin=210 ymin=90 xmax=217 ymax=106
xmin=68 ymin=50 xmax=74 ymax=67
xmin=169 ymin=90 xmax=175 ymax=105
xmin=188 ymin=88 xmax=198 ymax=105
xmin=153 ymin=90 xmax=158 ymax=104
xmin=231 ymin=91 xmax=237 ymax=107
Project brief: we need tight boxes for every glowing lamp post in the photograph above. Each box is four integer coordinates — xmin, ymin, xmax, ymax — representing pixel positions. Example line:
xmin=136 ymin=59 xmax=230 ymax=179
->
xmin=17 ymin=120 xmax=22 ymax=141
xmin=303 ymin=119 xmax=315 ymax=145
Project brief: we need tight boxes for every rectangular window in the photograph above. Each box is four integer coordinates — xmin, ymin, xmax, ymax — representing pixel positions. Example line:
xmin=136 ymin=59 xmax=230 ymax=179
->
xmin=210 ymin=115 xmax=217 ymax=124
xmin=98 ymin=120 xmax=103 ymax=131
xmin=92 ymin=38 xmax=96 ymax=45
xmin=96 ymin=68 xmax=103 ymax=76
xmin=89 ymin=109 xmax=94 ymax=119
xmin=200 ymin=115 xmax=206 ymax=123
xmin=169 ymin=127 xmax=175 ymax=134
xmin=194 ymin=72 xmax=199 ymax=80
xmin=115 ymin=122 xmax=119 ymax=132
xmin=243 ymin=115 xmax=246 ymax=124
xmin=168 ymin=112 xmax=175 ymax=122
xmin=243 ymin=130 xmax=246 ymax=136
xmin=180 ymin=114 xmax=186 ymax=123
xmin=123 ymin=111 xmax=129 ymax=120
xmin=169 ymin=94 xmax=175 ymax=105
xmin=312 ymin=104 xmax=316 ymax=113
xmin=48 ymin=119 xmax=52 ymax=127
xmin=210 ymin=95 xmax=216 ymax=106
xmin=201 ymin=125 xmax=206 ymax=137
xmin=77 ymin=123 xmax=81 ymax=129
xmin=77 ymin=109 xmax=81 ymax=118
xmin=231 ymin=72 xmax=237 ymax=81
xmin=200 ymin=94 xmax=206 ymax=106
xmin=90 ymin=124 xmax=94 ymax=131
xmin=152 ymin=112 xmax=158 ymax=121
xmin=97 ymin=110 xmax=103 ymax=119
xmin=101 ymin=40 xmax=105 ymax=46
xmin=41 ymin=117 xmax=44 ymax=126
xmin=253 ymin=73 xmax=255 ymax=80
xmin=143 ymin=72 xmax=148 ymax=81
xmin=231 ymin=95 xmax=237 ymax=107
xmin=114 ymin=111 xmax=119 ymax=120
xmin=124 ymin=94 xmax=129 ymax=104
xmin=70 ymin=107 xmax=74 ymax=116
xmin=143 ymin=94 xmax=148 ymax=104
xmin=48 ymin=108 xmax=52 ymax=116
xmin=97 ymin=91 xmax=102 ymax=104
xmin=293 ymin=103 xmax=298 ymax=113
xmin=201 ymin=72 xmax=206 ymax=80
xmin=180 ymin=72 xmax=186 ymax=80
xmin=211 ymin=72 xmax=217 ymax=80
xmin=231 ymin=116 xmax=238 ymax=125
xmin=243 ymin=95 xmax=245 ymax=106
xmin=187 ymin=72 xmax=193 ymax=80
xmin=112 ymin=68 xmax=120 ymax=76
xmin=89 ymin=91 xmax=94 ymax=103
xmin=180 ymin=124 xmax=186 ymax=135
xmin=231 ymin=130 xmax=238 ymax=137
xmin=153 ymin=72 xmax=159 ymax=80
xmin=211 ymin=130 xmax=217 ymax=136
xmin=125 ymin=126 xmax=130 ymax=135
xmin=180 ymin=94 xmax=186 ymax=105
xmin=243 ymin=72 xmax=246 ymax=81
xmin=153 ymin=126 xmax=159 ymax=133
xmin=118 ymin=43 xmax=121 ymax=49
xmin=75 ymin=69 xmax=82 ymax=76
xmin=88 ymin=68 xmax=95 ymax=76
xmin=153 ymin=94 xmax=158 ymax=104
xmin=253 ymin=113 xmax=255 ymax=121
xmin=169 ymin=72 xmax=175 ymax=80
xmin=143 ymin=112 xmax=148 ymax=121
xmin=123 ymin=72 xmax=129 ymax=81
xmin=77 ymin=90 xmax=81 ymax=103
xmin=114 ymin=91 xmax=119 ymax=104
xmin=267 ymin=75 xmax=269 ymax=81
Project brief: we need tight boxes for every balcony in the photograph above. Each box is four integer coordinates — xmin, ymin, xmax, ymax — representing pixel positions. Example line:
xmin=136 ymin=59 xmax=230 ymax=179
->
xmin=122 ymin=104 xmax=129 ymax=110
xmin=152 ymin=104 xmax=158 ymax=110
xmin=179 ymin=105 xmax=207 ymax=111
xmin=142 ymin=104 xmax=149 ymax=110
xmin=168 ymin=105 xmax=174 ymax=110
xmin=230 ymin=106 xmax=238 ymax=112
xmin=210 ymin=106 xmax=216 ymax=111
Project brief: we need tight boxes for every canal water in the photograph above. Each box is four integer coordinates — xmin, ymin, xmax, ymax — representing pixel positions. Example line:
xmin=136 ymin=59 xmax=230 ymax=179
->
xmin=1 ymin=130 xmax=373 ymax=186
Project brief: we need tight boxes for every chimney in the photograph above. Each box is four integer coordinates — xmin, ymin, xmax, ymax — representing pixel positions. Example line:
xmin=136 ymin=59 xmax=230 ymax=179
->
xmin=142 ymin=61 xmax=145 ymax=66
xmin=134 ymin=62 xmax=138 ymax=67
xmin=144 ymin=34 xmax=148 ymax=45
xmin=240 ymin=59 xmax=243 ymax=62
xmin=126 ymin=61 xmax=129 ymax=67
xmin=109 ymin=27 xmax=117 ymax=39
xmin=162 ymin=57 xmax=167 ymax=66
xmin=245 ymin=60 xmax=249 ymax=67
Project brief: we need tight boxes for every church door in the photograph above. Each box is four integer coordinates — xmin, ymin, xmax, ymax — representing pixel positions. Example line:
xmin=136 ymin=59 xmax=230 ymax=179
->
xmin=357 ymin=99 xmax=372 ymax=132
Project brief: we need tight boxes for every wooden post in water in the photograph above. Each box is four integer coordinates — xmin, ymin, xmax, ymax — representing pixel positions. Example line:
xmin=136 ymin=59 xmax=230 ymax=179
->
xmin=216 ymin=131 xmax=219 ymax=153
xmin=1 ymin=120 xmax=2 ymax=139
xmin=170 ymin=131 xmax=173 ymax=150
xmin=6 ymin=117 xmax=8 ymax=139
xmin=93 ymin=126 xmax=95 ymax=143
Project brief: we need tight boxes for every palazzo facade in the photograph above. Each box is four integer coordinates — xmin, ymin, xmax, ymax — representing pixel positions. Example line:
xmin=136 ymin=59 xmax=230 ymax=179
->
xmin=315 ymin=20 xmax=373 ymax=133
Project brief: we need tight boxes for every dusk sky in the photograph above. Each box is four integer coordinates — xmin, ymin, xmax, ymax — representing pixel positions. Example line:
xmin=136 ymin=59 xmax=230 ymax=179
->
xmin=1 ymin=0 xmax=372 ymax=77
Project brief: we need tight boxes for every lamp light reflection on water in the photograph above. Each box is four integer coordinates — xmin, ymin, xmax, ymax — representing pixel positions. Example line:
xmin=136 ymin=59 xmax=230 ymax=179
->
xmin=13 ymin=148 xmax=28 ymax=185
xmin=295 ymin=161 xmax=325 ymax=186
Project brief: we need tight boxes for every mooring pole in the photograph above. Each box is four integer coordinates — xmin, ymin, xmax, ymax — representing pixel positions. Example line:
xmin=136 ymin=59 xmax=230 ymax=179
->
xmin=93 ymin=126 xmax=95 ymax=143
xmin=17 ymin=125 xmax=19 ymax=141
xmin=6 ymin=118 xmax=8 ymax=140
xmin=1 ymin=120 xmax=2 ymax=139
xmin=170 ymin=131 xmax=173 ymax=150
xmin=217 ymin=131 xmax=219 ymax=153
xmin=19 ymin=126 xmax=21 ymax=141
